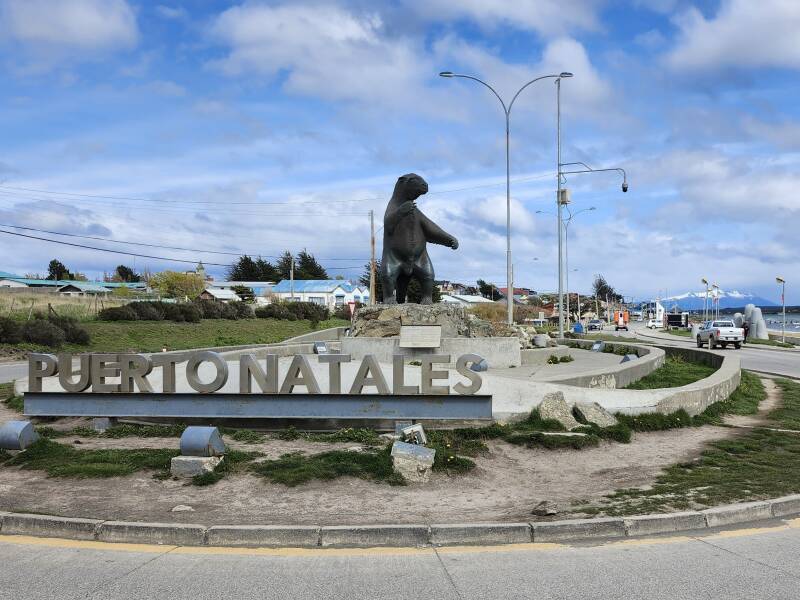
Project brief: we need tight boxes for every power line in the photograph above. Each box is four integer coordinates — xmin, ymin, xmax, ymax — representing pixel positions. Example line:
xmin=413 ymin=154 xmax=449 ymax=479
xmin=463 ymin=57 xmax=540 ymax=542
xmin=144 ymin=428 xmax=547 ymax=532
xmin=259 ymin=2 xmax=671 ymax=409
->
xmin=0 ymin=228 xmax=363 ymax=271
xmin=0 ymin=223 xmax=368 ymax=261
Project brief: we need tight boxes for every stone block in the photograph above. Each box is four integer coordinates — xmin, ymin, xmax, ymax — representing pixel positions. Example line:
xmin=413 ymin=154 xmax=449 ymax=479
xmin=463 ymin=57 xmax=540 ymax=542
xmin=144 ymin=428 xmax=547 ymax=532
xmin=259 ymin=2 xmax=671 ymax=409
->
xmin=0 ymin=513 xmax=101 ymax=540
xmin=207 ymin=525 xmax=320 ymax=548
xmin=97 ymin=521 xmax=206 ymax=546
xmin=533 ymin=334 xmax=549 ymax=348
xmin=770 ymin=494 xmax=800 ymax=518
xmin=532 ymin=517 xmax=625 ymax=542
xmin=394 ymin=420 xmax=413 ymax=434
xmin=179 ymin=426 xmax=225 ymax=457
xmin=538 ymin=392 xmax=580 ymax=430
xmin=391 ymin=441 xmax=435 ymax=483
xmin=320 ymin=525 xmax=428 ymax=548
xmin=591 ymin=341 xmax=606 ymax=352
xmin=702 ymin=501 xmax=772 ymax=528
xmin=92 ymin=417 xmax=118 ymax=432
xmin=171 ymin=455 xmax=223 ymax=478
xmin=574 ymin=402 xmax=618 ymax=428
xmin=620 ymin=354 xmax=638 ymax=363
xmin=430 ymin=523 xmax=531 ymax=546
xmin=401 ymin=423 xmax=427 ymax=445
xmin=0 ymin=421 xmax=39 ymax=450
xmin=624 ymin=512 xmax=706 ymax=536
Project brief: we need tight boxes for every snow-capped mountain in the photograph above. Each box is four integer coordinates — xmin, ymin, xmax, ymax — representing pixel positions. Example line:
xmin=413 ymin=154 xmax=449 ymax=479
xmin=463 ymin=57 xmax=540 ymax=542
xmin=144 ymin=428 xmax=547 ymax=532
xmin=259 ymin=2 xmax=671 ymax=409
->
xmin=651 ymin=290 xmax=779 ymax=310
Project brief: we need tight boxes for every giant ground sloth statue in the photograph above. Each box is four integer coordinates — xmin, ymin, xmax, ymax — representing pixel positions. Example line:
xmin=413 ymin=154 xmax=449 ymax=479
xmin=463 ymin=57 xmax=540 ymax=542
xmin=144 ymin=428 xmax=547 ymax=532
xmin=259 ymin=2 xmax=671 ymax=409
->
xmin=380 ymin=173 xmax=459 ymax=304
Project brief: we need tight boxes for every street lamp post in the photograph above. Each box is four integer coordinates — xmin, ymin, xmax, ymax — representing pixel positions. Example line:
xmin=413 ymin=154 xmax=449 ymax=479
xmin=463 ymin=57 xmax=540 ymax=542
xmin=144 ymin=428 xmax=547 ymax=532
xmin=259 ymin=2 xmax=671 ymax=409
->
xmin=556 ymin=161 xmax=627 ymax=336
xmin=712 ymin=283 xmax=720 ymax=320
xmin=777 ymin=276 xmax=786 ymax=344
xmin=440 ymin=70 xmax=572 ymax=326
xmin=701 ymin=277 xmax=709 ymax=322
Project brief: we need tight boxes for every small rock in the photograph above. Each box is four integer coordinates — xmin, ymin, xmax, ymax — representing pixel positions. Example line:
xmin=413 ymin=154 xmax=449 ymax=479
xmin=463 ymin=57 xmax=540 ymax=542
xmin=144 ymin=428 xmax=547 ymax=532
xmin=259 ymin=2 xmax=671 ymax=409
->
xmin=538 ymin=391 xmax=581 ymax=430
xmin=532 ymin=501 xmax=561 ymax=516
xmin=574 ymin=402 xmax=618 ymax=428
xmin=170 ymin=455 xmax=223 ymax=478
xmin=380 ymin=433 xmax=401 ymax=442
xmin=171 ymin=505 xmax=195 ymax=513
xmin=346 ymin=446 xmax=364 ymax=453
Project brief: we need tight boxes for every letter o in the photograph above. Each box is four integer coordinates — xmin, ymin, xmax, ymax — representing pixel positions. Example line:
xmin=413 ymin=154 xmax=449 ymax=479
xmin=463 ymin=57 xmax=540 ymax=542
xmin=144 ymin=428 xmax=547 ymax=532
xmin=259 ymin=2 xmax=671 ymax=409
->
xmin=186 ymin=351 xmax=228 ymax=393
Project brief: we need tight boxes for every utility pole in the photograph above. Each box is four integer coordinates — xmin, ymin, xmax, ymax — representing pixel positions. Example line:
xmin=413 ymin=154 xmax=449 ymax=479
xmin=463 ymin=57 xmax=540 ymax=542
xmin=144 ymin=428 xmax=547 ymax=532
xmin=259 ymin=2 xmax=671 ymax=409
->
xmin=290 ymin=255 xmax=295 ymax=302
xmin=369 ymin=210 xmax=376 ymax=305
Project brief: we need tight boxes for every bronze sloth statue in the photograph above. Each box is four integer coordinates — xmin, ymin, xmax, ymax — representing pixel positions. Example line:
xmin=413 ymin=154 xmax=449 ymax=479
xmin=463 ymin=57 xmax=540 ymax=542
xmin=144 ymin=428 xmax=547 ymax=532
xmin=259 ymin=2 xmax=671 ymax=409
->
xmin=380 ymin=173 xmax=458 ymax=304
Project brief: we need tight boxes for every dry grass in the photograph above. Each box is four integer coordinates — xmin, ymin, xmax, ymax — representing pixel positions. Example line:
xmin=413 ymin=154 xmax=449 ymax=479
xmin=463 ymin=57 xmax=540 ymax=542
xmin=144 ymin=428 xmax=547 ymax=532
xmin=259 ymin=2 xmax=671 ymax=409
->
xmin=0 ymin=292 xmax=125 ymax=322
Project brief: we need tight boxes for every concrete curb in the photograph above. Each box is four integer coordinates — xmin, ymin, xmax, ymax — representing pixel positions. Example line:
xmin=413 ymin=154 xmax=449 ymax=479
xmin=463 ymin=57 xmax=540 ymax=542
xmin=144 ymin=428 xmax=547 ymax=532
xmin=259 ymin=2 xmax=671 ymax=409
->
xmin=2 ymin=494 xmax=799 ymax=548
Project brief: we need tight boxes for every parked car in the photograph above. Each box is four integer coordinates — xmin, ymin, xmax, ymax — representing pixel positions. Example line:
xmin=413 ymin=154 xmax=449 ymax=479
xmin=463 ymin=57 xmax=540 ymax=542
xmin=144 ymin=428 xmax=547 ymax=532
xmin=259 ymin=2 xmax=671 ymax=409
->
xmin=696 ymin=320 xmax=744 ymax=349
xmin=587 ymin=319 xmax=604 ymax=331
xmin=646 ymin=319 xmax=660 ymax=329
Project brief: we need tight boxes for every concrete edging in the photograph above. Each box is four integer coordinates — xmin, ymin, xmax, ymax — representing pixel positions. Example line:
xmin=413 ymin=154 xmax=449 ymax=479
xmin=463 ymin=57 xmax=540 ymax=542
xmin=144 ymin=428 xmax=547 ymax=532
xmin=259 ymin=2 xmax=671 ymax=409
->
xmin=2 ymin=495 xmax=799 ymax=548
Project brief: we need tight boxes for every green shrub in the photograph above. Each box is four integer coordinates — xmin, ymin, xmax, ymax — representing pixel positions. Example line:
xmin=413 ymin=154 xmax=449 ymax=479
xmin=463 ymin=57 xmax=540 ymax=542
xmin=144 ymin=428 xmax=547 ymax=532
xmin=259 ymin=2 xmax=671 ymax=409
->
xmin=233 ymin=302 xmax=254 ymax=319
xmin=194 ymin=299 xmax=223 ymax=319
xmin=48 ymin=315 xmax=90 ymax=345
xmin=98 ymin=306 xmax=138 ymax=321
xmin=128 ymin=302 xmax=164 ymax=321
xmin=178 ymin=304 xmax=202 ymax=323
xmin=0 ymin=317 xmax=23 ymax=344
xmin=547 ymin=354 xmax=560 ymax=364
xmin=559 ymin=355 xmax=574 ymax=363
xmin=23 ymin=319 xmax=65 ymax=347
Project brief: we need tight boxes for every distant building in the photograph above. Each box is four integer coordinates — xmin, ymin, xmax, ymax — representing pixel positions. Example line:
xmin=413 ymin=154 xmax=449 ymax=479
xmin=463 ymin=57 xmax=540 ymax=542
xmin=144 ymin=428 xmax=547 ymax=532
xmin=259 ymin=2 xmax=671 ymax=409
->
xmin=58 ymin=282 xmax=111 ymax=296
xmin=199 ymin=288 xmax=240 ymax=302
xmin=208 ymin=281 xmax=274 ymax=297
xmin=440 ymin=294 xmax=496 ymax=306
xmin=0 ymin=277 xmax=147 ymax=292
xmin=184 ymin=261 xmax=213 ymax=282
xmin=271 ymin=280 xmax=369 ymax=310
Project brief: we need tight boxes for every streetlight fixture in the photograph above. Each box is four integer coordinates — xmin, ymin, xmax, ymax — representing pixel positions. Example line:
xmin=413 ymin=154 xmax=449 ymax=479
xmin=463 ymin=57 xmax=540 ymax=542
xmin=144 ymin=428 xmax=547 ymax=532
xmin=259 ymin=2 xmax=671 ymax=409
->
xmin=777 ymin=276 xmax=786 ymax=344
xmin=555 ymin=160 xmax=628 ymax=336
xmin=441 ymin=70 xmax=572 ymax=325
xmin=701 ymin=278 xmax=709 ymax=322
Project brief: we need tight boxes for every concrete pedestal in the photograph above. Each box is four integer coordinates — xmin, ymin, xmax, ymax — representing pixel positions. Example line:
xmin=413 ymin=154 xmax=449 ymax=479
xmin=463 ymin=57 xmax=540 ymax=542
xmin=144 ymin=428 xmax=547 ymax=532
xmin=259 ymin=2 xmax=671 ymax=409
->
xmin=170 ymin=455 xmax=223 ymax=478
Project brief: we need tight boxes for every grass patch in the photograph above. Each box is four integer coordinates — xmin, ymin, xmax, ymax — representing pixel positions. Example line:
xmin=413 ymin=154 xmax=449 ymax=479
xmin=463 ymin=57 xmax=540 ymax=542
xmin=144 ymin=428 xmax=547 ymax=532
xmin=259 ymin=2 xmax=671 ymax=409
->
xmin=272 ymin=426 xmax=384 ymax=446
xmin=663 ymin=328 xmax=692 ymax=337
xmin=547 ymin=354 xmax=574 ymax=364
xmin=192 ymin=449 xmax=262 ymax=486
xmin=574 ymin=374 xmax=776 ymax=516
xmin=56 ymin=318 xmax=348 ymax=353
xmin=0 ymin=382 xmax=23 ymax=412
xmin=505 ymin=431 xmax=600 ymax=450
xmin=746 ymin=338 xmax=796 ymax=348
xmin=224 ymin=429 xmax=267 ymax=444
xmin=6 ymin=438 xmax=177 ymax=478
xmin=38 ymin=423 xmax=187 ymax=439
xmin=251 ymin=446 xmax=406 ymax=487
xmin=624 ymin=355 xmax=716 ymax=390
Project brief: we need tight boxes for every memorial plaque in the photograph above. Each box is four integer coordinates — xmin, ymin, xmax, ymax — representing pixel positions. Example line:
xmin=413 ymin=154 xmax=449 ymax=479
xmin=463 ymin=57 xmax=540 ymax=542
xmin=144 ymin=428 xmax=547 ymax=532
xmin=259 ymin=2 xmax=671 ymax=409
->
xmin=399 ymin=325 xmax=442 ymax=348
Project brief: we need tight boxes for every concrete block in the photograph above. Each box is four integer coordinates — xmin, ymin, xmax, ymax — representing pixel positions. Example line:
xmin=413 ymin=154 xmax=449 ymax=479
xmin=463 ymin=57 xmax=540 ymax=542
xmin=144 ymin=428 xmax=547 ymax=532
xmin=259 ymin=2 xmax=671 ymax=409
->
xmin=0 ymin=421 xmax=39 ymax=450
xmin=702 ymin=501 xmax=772 ymax=528
xmin=538 ymin=392 xmax=580 ymax=430
xmin=97 ymin=521 xmax=207 ymax=546
xmin=770 ymin=495 xmax=800 ymax=518
xmin=171 ymin=455 xmax=222 ymax=478
xmin=574 ymin=402 xmax=618 ymax=428
xmin=591 ymin=341 xmax=606 ymax=352
xmin=320 ymin=525 xmax=428 ymax=548
xmin=400 ymin=423 xmax=427 ymax=445
xmin=620 ymin=354 xmax=638 ymax=363
xmin=207 ymin=525 xmax=320 ymax=548
xmin=532 ymin=517 xmax=625 ymax=542
xmin=533 ymin=334 xmax=549 ymax=348
xmin=391 ymin=441 xmax=435 ymax=483
xmin=624 ymin=512 xmax=706 ymax=537
xmin=92 ymin=417 xmax=117 ymax=432
xmin=394 ymin=420 xmax=413 ymax=434
xmin=0 ymin=513 xmax=101 ymax=540
xmin=430 ymin=523 xmax=531 ymax=546
xmin=179 ymin=426 xmax=225 ymax=457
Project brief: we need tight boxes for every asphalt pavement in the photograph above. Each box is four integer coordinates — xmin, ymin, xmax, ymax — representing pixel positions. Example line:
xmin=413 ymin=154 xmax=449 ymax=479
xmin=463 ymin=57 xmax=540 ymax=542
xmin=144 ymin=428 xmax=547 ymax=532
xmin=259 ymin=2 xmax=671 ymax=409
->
xmin=0 ymin=361 xmax=26 ymax=385
xmin=1 ymin=520 xmax=799 ymax=599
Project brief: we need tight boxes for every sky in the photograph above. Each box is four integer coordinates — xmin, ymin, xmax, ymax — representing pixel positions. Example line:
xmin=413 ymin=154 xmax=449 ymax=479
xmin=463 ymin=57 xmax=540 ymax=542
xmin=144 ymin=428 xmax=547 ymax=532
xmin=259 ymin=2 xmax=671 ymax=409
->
xmin=0 ymin=0 xmax=798 ymax=303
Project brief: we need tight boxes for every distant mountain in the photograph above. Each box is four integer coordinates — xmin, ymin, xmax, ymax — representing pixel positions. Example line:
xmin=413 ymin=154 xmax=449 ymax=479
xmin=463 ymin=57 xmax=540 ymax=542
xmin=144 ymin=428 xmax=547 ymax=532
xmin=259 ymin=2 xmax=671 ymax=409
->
xmin=652 ymin=290 xmax=779 ymax=310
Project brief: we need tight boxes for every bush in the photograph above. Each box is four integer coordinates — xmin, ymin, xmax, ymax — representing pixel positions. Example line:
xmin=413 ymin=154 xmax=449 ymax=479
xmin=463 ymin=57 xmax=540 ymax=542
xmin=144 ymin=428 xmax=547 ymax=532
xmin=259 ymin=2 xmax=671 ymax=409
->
xmin=23 ymin=319 xmax=66 ymax=347
xmin=128 ymin=302 xmax=164 ymax=321
xmin=233 ymin=302 xmax=254 ymax=319
xmin=333 ymin=302 xmax=361 ymax=321
xmin=48 ymin=315 xmax=90 ymax=345
xmin=178 ymin=304 xmax=202 ymax=323
xmin=159 ymin=303 xmax=184 ymax=322
xmin=98 ymin=306 xmax=138 ymax=321
xmin=194 ymin=299 xmax=223 ymax=319
xmin=0 ymin=317 xmax=23 ymax=344
xmin=220 ymin=303 xmax=240 ymax=320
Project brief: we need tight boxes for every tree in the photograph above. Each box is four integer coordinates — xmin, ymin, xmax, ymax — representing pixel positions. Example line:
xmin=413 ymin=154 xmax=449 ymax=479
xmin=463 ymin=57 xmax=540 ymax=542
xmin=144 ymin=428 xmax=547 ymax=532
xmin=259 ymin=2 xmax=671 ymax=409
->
xmin=254 ymin=257 xmax=280 ymax=282
xmin=47 ymin=259 xmax=69 ymax=280
xmin=231 ymin=285 xmax=255 ymax=303
xmin=227 ymin=256 xmax=259 ymax=281
xmin=149 ymin=271 xmax=205 ymax=299
xmin=477 ymin=279 xmax=502 ymax=300
xmin=115 ymin=265 xmax=140 ymax=283
xmin=592 ymin=274 xmax=622 ymax=303
xmin=296 ymin=249 xmax=328 ymax=279
xmin=276 ymin=251 xmax=294 ymax=281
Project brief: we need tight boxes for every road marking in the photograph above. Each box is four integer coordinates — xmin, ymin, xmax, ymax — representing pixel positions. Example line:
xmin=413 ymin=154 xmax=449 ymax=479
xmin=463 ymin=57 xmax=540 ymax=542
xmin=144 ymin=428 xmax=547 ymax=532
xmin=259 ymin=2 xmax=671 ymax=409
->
xmin=1 ymin=519 xmax=798 ymax=558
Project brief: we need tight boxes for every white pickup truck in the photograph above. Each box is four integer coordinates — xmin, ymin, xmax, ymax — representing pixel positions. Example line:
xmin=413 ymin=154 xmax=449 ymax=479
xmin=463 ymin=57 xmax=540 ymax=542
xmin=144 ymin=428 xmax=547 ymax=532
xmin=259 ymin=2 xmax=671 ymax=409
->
xmin=696 ymin=320 xmax=744 ymax=349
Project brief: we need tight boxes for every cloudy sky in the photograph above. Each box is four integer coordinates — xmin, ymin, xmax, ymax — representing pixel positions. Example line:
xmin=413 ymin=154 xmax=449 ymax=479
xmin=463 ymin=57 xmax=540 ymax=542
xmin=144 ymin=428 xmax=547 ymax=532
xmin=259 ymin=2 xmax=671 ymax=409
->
xmin=0 ymin=0 xmax=798 ymax=302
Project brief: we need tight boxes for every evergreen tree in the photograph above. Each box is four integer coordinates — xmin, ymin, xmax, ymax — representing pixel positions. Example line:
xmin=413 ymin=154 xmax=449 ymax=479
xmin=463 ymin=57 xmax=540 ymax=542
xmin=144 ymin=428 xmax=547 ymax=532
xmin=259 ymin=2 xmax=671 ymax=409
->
xmin=477 ymin=279 xmax=502 ymax=300
xmin=115 ymin=265 xmax=140 ymax=282
xmin=276 ymin=251 xmax=294 ymax=281
xmin=47 ymin=259 xmax=69 ymax=280
xmin=296 ymin=249 xmax=328 ymax=279
xmin=254 ymin=257 xmax=280 ymax=282
xmin=227 ymin=256 xmax=260 ymax=281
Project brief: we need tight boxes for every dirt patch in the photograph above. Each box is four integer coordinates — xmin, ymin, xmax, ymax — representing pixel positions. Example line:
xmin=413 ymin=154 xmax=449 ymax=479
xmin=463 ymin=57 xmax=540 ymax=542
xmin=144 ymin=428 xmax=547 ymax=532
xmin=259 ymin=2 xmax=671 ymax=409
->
xmin=724 ymin=377 xmax=782 ymax=428
xmin=0 ymin=425 xmax=740 ymax=525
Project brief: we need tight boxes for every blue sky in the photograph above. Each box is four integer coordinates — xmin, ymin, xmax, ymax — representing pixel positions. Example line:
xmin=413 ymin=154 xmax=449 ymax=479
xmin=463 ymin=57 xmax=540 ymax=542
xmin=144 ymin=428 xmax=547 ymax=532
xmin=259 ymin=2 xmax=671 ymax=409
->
xmin=0 ymin=0 xmax=798 ymax=302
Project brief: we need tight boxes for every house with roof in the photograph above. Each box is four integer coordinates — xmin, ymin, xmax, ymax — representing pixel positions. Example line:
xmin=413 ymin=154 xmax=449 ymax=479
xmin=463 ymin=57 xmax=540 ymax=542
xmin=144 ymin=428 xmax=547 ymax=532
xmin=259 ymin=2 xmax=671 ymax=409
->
xmin=270 ymin=280 xmax=369 ymax=310
xmin=198 ymin=288 xmax=240 ymax=302
xmin=440 ymin=294 xmax=496 ymax=306
xmin=58 ymin=282 xmax=111 ymax=296
xmin=208 ymin=281 xmax=274 ymax=297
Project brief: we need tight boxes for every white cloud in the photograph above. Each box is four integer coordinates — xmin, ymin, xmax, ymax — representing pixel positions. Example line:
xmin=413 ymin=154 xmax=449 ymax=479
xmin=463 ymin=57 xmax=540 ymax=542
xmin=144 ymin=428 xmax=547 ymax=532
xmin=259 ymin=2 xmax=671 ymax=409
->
xmin=666 ymin=0 xmax=800 ymax=71
xmin=209 ymin=3 xmax=432 ymax=108
xmin=407 ymin=0 xmax=601 ymax=37
xmin=0 ymin=0 xmax=138 ymax=51
xmin=155 ymin=5 xmax=186 ymax=20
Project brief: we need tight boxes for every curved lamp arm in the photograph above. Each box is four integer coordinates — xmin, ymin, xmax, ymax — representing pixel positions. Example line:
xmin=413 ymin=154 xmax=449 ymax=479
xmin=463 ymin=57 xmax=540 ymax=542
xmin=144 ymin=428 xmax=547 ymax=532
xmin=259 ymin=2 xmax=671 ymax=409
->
xmin=559 ymin=161 xmax=628 ymax=190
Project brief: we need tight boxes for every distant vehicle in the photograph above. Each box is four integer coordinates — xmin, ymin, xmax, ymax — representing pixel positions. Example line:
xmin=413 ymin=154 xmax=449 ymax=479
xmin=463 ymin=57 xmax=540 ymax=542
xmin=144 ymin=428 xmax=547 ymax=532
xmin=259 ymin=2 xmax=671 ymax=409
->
xmin=696 ymin=320 xmax=744 ymax=349
xmin=587 ymin=319 xmax=604 ymax=331
xmin=666 ymin=312 xmax=690 ymax=329
xmin=614 ymin=310 xmax=629 ymax=331
xmin=646 ymin=319 xmax=660 ymax=329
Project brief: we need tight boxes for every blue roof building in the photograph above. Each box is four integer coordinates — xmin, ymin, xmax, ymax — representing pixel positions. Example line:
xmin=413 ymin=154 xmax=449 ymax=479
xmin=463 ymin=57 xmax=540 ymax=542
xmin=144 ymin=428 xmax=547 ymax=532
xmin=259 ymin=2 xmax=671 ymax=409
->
xmin=270 ymin=280 xmax=369 ymax=309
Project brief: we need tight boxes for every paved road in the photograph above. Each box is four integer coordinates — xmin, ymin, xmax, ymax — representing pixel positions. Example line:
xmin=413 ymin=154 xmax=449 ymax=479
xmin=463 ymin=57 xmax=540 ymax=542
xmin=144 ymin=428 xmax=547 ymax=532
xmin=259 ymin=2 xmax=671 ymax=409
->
xmin=0 ymin=361 xmax=25 ymax=385
xmin=1 ymin=520 xmax=800 ymax=599
xmin=619 ymin=323 xmax=800 ymax=379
